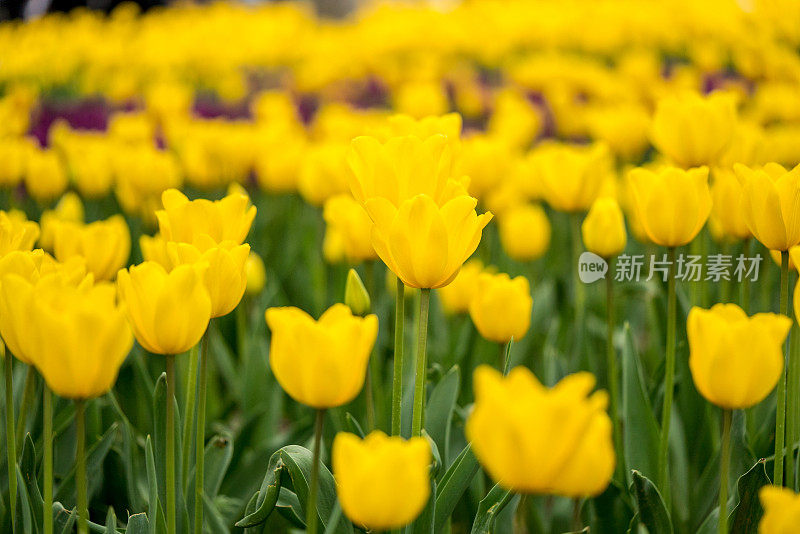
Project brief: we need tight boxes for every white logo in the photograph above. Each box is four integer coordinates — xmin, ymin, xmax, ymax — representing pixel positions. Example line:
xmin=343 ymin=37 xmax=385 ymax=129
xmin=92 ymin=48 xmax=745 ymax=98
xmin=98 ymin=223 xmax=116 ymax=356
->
xmin=579 ymin=252 xmax=608 ymax=283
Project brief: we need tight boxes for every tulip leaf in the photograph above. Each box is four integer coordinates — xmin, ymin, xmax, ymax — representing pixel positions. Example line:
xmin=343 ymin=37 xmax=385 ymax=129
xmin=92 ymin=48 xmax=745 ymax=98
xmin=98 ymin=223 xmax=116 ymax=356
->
xmin=55 ymin=505 xmax=77 ymax=534
xmin=235 ymin=455 xmax=284 ymax=528
xmin=21 ymin=433 xmax=44 ymax=517
xmin=424 ymin=365 xmax=460 ymax=467
xmin=344 ymin=412 xmax=365 ymax=438
xmin=197 ymin=433 xmax=234 ymax=501
xmin=202 ymin=492 xmax=230 ymax=534
xmin=631 ymin=470 xmax=673 ymax=534
xmin=144 ymin=435 xmax=161 ymax=534
xmin=407 ymin=476 xmax=436 ymax=534
xmin=125 ymin=512 xmax=151 ymax=534
xmin=104 ymin=506 xmax=116 ymax=533
xmin=15 ymin=465 xmax=35 ymax=534
xmin=276 ymin=488 xmax=305 ymax=528
xmin=55 ymin=422 xmax=119 ymax=506
xmin=323 ymin=501 xmax=343 ymax=534
xmin=729 ymin=459 xmax=770 ymax=534
xmin=434 ymin=444 xmax=481 ymax=531
xmin=622 ymin=323 xmax=661 ymax=484
xmin=469 ymin=482 xmax=513 ymax=534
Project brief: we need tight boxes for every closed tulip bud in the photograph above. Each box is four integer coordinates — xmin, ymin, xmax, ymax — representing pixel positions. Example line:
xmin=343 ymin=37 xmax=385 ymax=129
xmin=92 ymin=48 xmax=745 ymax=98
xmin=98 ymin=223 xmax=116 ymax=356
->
xmin=759 ymin=486 xmax=800 ymax=533
xmin=628 ymin=166 xmax=712 ymax=247
xmin=0 ymin=210 xmax=39 ymax=256
xmin=469 ymin=273 xmax=532 ymax=343
xmin=166 ymin=236 xmax=250 ymax=318
xmin=333 ymin=431 xmax=430 ymax=530
xmin=734 ymin=162 xmax=800 ymax=251
xmin=582 ymin=197 xmax=627 ymax=258
xmin=709 ymin=168 xmax=751 ymax=242
xmin=347 ymin=135 xmax=465 ymax=208
xmin=53 ymin=215 xmax=131 ymax=281
xmin=532 ymin=142 xmax=613 ymax=213
xmin=688 ymin=304 xmax=790 ymax=409
xmin=651 ymin=91 xmax=737 ymax=168
xmin=365 ymin=194 xmax=492 ymax=289
xmin=25 ymin=147 xmax=68 ymax=202
xmin=498 ymin=203 xmax=551 ymax=261
xmin=156 ymin=188 xmax=256 ymax=246
xmin=39 ymin=192 xmax=85 ymax=251
xmin=437 ymin=259 xmax=486 ymax=315
xmin=24 ymin=278 xmax=133 ymax=399
xmin=345 ymin=269 xmax=371 ymax=315
xmin=245 ymin=251 xmax=266 ymax=296
xmin=323 ymin=195 xmax=377 ymax=263
xmin=265 ymin=303 xmax=378 ymax=409
xmin=466 ymin=366 xmax=614 ymax=496
xmin=117 ymin=262 xmax=212 ymax=355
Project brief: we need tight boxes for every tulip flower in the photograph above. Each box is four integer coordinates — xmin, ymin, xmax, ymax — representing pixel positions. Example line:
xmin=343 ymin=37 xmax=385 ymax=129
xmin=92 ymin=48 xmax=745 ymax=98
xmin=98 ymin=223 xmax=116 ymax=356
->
xmin=156 ymin=188 xmax=256 ymax=246
xmin=466 ymin=365 xmax=614 ymax=496
xmin=498 ymin=203 xmax=551 ymax=262
xmin=38 ymin=192 xmax=84 ymax=251
xmin=627 ymin=165 xmax=712 ymax=248
xmin=733 ymin=162 xmax=800 ymax=252
xmin=333 ymin=431 xmax=431 ymax=530
xmin=298 ymin=142 xmax=351 ymax=206
xmin=650 ymin=91 xmax=737 ymax=168
xmin=709 ymin=168 xmax=751 ymax=243
xmin=244 ymin=251 xmax=266 ymax=296
xmin=53 ymin=215 xmax=131 ymax=281
xmin=531 ymin=142 xmax=612 ymax=213
xmin=437 ymin=259 xmax=487 ymax=315
xmin=116 ymin=262 xmax=212 ymax=355
xmin=582 ymin=197 xmax=627 ymax=258
xmin=323 ymin=194 xmax=377 ymax=263
xmin=0 ymin=210 xmax=39 ymax=256
xmin=24 ymin=147 xmax=68 ymax=202
xmin=469 ymin=272 xmax=532 ymax=345
xmin=759 ymin=486 xmax=800 ymax=534
xmin=378 ymin=112 xmax=462 ymax=145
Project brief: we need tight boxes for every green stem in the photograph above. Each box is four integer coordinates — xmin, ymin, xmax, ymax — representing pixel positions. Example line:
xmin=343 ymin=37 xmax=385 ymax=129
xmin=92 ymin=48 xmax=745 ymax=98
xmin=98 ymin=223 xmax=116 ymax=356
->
xmin=719 ymin=410 xmax=732 ymax=534
xmin=181 ymin=343 xmax=199 ymax=491
xmin=166 ymin=354 xmax=176 ymax=534
xmin=306 ymin=409 xmax=325 ymax=534
xmin=391 ymin=279 xmax=405 ymax=436
xmin=740 ymin=239 xmax=751 ymax=314
xmin=15 ymin=365 xmax=35 ymax=451
xmin=775 ymin=251 xmax=790 ymax=486
xmin=195 ymin=329 xmax=210 ymax=534
xmin=498 ymin=342 xmax=509 ymax=373
xmin=4 ymin=351 xmax=16 ymax=531
xmin=364 ymin=263 xmax=376 ymax=431
xmin=411 ymin=288 xmax=431 ymax=437
xmin=787 ymin=309 xmax=799 ymax=490
xmin=513 ymin=494 xmax=528 ymax=534
xmin=606 ymin=259 xmax=624 ymax=482
xmin=658 ymin=247 xmax=676 ymax=502
xmin=43 ymin=387 xmax=53 ymax=534
xmin=571 ymin=214 xmax=585 ymax=359
xmin=75 ymin=399 xmax=88 ymax=534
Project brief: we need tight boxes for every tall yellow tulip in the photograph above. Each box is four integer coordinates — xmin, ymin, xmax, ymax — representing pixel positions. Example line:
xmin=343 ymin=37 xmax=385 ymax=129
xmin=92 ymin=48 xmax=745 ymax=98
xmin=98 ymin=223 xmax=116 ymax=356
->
xmin=469 ymin=272 xmax=532 ymax=343
xmin=581 ymin=197 xmax=627 ymax=258
xmin=734 ymin=162 xmax=800 ymax=251
xmin=531 ymin=142 xmax=612 ymax=213
xmin=155 ymin=188 xmax=256 ymax=246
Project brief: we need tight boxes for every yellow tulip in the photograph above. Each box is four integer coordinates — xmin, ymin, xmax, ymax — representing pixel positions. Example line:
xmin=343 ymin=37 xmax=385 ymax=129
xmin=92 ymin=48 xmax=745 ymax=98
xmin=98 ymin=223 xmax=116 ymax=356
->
xmin=0 ymin=211 xmax=39 ymax=257
xmin=709 ymin=168 xmax=751 ymax=242
xmin=498 ymin=203 xmax=551 ymax=262
xmin=116 ymin=262 xmax=212 ymax=355
xmin=322 ymin=195 xmax=377 ymax=263
xmin=582 ymin=197 xmax=627 ymax=258
xmin=365 ymin=193 xmax=492 ymax=289
xmin=466 ymin=366 xmax=614 ymax=496
xmin=378 ymin=113 xmax=462 ymax=145
xmin=333 ymin=431 xmax=430 ymax=530
xmin=264 ymin=303 xmax=378 ymax=409
xmin=627 ymin=166 xmax=712 ymax=247
xmin=437 ymin=259 xmax=487 ymax=315
xmin=650 ymin=91 xmax=737 ymax=168
xmin=38 ymin=192 xmax=85 ymax=251
xmin=166 ymin=236 xmax=250 ymax=318
xmin=469 ymin=272 xmax=532 ymax=343
xmin=245 ymin=251 xmax=267 ymax=296
xmin=155 ymin=188 xmax=256 ymax=246
xmin=24 ymin=277 xmax=132 ymax=399
xmin=347 ymin=134 xmax=465 ymax=208
xmin=53 ymin=215 xmax=131 ymax=281
xmin=759 ymin=486 xmax=800 ymax=534
xmin=531 ymin=142 xmax=612 ymax=213
xmin=298 ymin=143 xmax=351 ymax=206
xmin=140 ymin=233 xmax=171 ymax=268
xmin=734 ymin=162 xmax=800 ymax=251
xmin=24 ymin=147 xmax=68 ymax=203
xmin=458 ymin=135 xmax=514 ymax=200
xmin=0 ymin=138 xmax=28 ymax=188
xmin=323 ymin=226 xmax=347 ymax=265
xmin=687 ymin=304 xmax=790 ymax=409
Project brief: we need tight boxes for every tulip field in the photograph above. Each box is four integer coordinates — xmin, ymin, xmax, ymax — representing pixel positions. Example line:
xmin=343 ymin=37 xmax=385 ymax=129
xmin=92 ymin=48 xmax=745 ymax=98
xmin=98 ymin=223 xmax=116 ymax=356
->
xmin=5 ymin=0 xmax=800 ymax=533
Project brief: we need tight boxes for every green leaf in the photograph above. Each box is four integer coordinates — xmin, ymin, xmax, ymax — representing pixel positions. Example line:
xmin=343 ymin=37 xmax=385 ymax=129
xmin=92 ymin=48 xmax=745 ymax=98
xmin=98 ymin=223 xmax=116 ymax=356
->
xmin=631 ymin=470 xmax=673 ymax=534
xmin=424 ymin=365 xmax=460 ymax=467
xmin=729 ymin=459 xmax=770 ymax=534
xmin=15 ymin=464 xmax=35 ymax=534
xmin=407 ymin=477 xmax=435 ymax=534
xmin=125 ymin=512 xmax=151 ymax=534
xmin=104 ymin=507 xmax=117 ymax=533
xmin=55 ymin=422 xmax=119 ymax=505
xmin=470 ymin=483 xmax=513 ymax=534
xmin=235 ymin=454 xmax=284 ymax=528
xmin=276 ymin=488 xmax=305 ymax=528
xmin=144 ymin=436 xmax=161 ymax=534
xmin=202 ymin=492 xmax=230 ymax=534
xmin=434 ymin=444 xmax=480 ymax=531
xmin=622 ymin=324 xmax=661 ymax=484
xmin=202 ymin=433 xmax=234 ymax=500
xmin=20 ymin=433 xmax=44 ymax=531
xmin=343 ymin=413 xmax=365 ymax=438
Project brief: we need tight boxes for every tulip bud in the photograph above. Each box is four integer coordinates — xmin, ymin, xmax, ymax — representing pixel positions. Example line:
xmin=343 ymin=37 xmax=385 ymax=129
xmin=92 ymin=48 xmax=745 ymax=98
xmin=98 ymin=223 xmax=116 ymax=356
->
xmin=498 ymin=203 xmax=551 ymax=262
xmin=345 ymin=268 xmax=371 ymax=316
xmin=245 ymin=251 xmax=266 ymax=296
xmin=581 ymin=197 xmax=627 ymax=258
xmin=469 ymin=272 xmax=532 ymax=343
